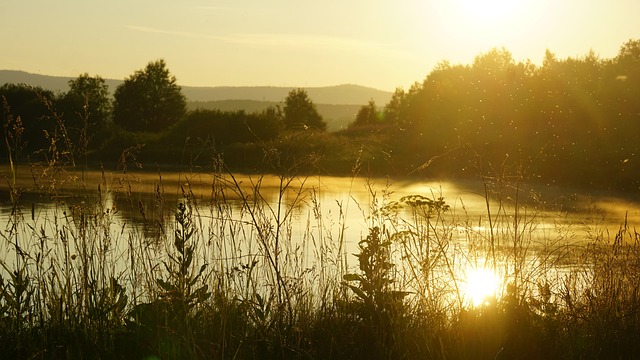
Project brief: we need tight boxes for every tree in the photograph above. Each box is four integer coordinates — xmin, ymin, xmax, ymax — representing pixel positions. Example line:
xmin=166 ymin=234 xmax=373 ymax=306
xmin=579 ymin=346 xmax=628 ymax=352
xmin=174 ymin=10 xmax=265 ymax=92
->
xmin=283 ymin=88 xmax=326 ymax=131
xmin=616 ymin=39 xmax=640 ymax=66
xmin=247 ymin=106 xmax=284 ymax=140
xmin=58 ymin=73 xmax=112 ymax=149
xmin=113 ymin=60 xmax=186 ymax=132
xmin=0 ymin=84 xmax=56 ymax=155
xmin=383 ymin=87 xmax=407 ymax=126
xmin=350 ymin=100 xmax=380 ymax=128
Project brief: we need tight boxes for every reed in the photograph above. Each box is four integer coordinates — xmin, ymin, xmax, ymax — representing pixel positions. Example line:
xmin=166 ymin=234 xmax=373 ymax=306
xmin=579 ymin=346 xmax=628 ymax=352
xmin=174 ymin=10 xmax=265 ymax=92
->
xmin=1 ymin=105 xmax=640 ymax=359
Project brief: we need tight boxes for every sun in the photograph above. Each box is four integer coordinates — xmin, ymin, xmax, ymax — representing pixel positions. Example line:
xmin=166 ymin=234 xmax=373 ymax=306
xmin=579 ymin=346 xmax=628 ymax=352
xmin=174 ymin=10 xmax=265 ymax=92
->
xmin=463 ymin=267 xmax=501 ymax=307
xmin=430 ymin=0 xmax=538 ymax=51
xmin=431 ymin=0 xmax=544 ymax=48
xmin=455 ymin=0 xmax=521 ymax=24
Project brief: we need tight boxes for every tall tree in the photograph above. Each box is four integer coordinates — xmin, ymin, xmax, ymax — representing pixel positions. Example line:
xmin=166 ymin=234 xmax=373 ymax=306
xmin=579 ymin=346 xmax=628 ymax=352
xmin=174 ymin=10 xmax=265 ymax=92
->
xmin=0 ymin=84 xmax=56 ymax=155
xmin=59 ymin=73 xmax=112 ymax=149
xmin=113 ymin=60 xmax=186 ymax=132
xmin=350 ymin=100 xmax=380 ymax=128
xmin=383 ymin=87 xmax=407 ymax=126
xmin=616 ymin=39 xmax=640 ymax=66
xmin=283 ymin=88 xmax=326 ymax=131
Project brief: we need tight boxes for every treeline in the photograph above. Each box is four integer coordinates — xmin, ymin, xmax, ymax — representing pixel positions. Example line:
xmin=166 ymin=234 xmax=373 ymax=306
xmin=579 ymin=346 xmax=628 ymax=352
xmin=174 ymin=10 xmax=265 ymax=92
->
xmin=349 ymin=39 xmax=640 ymax=190
xmin=0 ymin=60 xmax=326 ymax=171
xmin=2 ymin=40 xmax=640 ymax=189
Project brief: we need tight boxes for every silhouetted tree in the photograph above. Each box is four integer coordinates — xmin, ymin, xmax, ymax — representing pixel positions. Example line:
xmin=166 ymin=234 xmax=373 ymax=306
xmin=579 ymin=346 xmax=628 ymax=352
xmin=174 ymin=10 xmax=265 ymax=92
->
xmin=0 ymin=84 xmax=56 ymax=157
xmin=616 ymin=39 xmax=640 ymax=67
xmin=57 ymin=73 xmax=112 ymax=149
xmin=247 ymin=106 xmax=284 ymax=140
xmin=113 ymin=60 xmax=186 ymax=132
xmin=180 ymin=107 xmax=282 ymax=145
xmin=383 ymin=87 xmax=408 ymax=129
xmin=350 ymin=100 xmax=380 ymax=128
xmin=283 ymin=88 xmax=326 ymax=131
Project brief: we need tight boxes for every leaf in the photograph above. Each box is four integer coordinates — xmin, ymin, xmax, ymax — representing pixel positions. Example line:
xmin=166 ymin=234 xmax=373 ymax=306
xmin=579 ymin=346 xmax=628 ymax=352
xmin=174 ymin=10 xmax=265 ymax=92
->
xmin=391 ymin=290 xmax=411 ymax=300
xmin=156 ymin=278 xmax=177 ymax=293
xmin=197 ymin=263 xmax=208 ymax=276
xmin=191 ymin=263 xmax=208 ymax=286
xmin=341 ymin=282 xmax=369 ymax=302
xmin=342 ymin=273 xmax=363 ymax=282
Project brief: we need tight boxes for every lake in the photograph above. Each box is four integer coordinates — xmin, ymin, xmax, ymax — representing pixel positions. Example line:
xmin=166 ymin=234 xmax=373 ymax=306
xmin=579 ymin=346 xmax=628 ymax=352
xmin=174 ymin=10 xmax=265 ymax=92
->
xmin=1 ymin=166 xmax=640 ymax=307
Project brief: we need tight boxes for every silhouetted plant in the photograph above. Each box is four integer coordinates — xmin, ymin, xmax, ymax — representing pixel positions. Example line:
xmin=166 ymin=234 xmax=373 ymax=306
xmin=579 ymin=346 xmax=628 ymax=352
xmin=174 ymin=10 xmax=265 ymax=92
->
xmin=127 ymin=201 xmax=210 ymax=359
xmin=0 ymin=263 xmax=35 ymax=357
xmin=343 ymin=226 xmax=408 ymax=358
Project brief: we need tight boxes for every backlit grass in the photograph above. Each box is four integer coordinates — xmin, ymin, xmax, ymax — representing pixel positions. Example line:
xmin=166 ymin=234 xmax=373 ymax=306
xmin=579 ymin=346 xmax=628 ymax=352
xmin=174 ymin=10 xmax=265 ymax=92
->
xmin=1 ymin=159 xmax=639 ymax=359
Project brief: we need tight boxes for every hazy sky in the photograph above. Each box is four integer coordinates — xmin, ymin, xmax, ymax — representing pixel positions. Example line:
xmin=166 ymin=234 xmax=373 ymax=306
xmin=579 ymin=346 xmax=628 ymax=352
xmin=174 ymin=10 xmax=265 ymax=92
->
xmin=2 ymin=0 xmax=639 ymax=91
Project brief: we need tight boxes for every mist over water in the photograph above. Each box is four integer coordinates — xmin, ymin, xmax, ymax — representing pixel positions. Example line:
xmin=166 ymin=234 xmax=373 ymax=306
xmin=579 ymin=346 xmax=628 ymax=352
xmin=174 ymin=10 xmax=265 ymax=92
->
xmin=2 ymin=170 xmax=637 ymax=283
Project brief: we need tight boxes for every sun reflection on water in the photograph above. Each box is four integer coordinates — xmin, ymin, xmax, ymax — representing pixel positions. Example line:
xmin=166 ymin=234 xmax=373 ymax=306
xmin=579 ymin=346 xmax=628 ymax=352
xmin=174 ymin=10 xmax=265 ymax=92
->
xmin=463 ymin=267 xmax=502 ymax=307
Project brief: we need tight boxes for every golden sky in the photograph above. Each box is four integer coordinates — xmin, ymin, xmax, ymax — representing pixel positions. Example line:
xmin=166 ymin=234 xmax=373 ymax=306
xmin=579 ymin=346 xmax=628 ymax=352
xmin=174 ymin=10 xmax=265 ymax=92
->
xmin=2 ymin=0 xmax=639 ymax=91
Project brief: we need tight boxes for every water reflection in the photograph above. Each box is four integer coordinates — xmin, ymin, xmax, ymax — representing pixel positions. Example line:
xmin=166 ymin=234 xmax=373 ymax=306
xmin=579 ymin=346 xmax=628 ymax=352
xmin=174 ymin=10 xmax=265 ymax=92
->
xmin=463 ymin=267 xmax=501 ymax=307
xmin=1 ymin=169 xmax=639 ymax=309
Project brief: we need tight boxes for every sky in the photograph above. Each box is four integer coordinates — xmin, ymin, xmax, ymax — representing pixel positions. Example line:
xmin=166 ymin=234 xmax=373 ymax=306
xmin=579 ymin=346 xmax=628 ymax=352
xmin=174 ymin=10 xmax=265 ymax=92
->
xmin=1 ymin=0 xmax=639 ymax=91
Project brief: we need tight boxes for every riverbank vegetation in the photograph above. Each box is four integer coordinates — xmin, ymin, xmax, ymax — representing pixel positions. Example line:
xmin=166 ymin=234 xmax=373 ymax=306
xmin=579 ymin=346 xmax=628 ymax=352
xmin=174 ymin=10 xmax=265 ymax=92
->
xmin=1 ymin=158 xmax=640 ymax=359
xmin=2 ymin=40 xmax=640 ymax=359
xmin=2 ymin=40 xmax=640 ymax=191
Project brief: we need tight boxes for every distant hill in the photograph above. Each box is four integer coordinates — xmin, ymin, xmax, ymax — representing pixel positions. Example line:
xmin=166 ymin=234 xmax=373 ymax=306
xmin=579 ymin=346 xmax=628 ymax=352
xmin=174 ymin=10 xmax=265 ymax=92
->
xmin=182 ymin=84 xmax=392 ymax=105
xmin=0 ymin=70 xmax=392 ymax=105
xmin=0 ymin=70 xmax=122 ymax=95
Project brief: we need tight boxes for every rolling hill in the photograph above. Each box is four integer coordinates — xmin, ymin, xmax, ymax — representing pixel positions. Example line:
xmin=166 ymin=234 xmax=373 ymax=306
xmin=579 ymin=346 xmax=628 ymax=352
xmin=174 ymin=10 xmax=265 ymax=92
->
xmin=0 ymin=70 xmax=392 ymax=130
xmin=0 ymin=70 xmax=392 ymax=105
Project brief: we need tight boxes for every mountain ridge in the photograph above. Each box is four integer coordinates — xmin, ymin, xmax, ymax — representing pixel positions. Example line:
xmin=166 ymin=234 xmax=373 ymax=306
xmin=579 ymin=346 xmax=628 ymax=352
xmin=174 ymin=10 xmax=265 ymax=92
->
xmin=0 ymin=70 xmax=392 ymax=105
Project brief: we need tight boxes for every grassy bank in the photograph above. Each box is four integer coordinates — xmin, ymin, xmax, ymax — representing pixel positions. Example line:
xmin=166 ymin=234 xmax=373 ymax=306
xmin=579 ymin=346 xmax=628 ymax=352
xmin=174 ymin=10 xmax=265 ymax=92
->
xmin=1 ymin=159 xmax=640 ymax=359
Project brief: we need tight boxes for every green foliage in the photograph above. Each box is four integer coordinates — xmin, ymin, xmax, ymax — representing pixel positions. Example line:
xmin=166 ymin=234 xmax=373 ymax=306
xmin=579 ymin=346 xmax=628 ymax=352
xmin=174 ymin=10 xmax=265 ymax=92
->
xmin=0 ymin=265 xmax=36 ymax=359
xmin=1 ymin=96 xmax=24 ymax=193
xmin=88 ymin=277 xmax=128 ymax=326
xmin=383 ymin=43 xmax=640 ymax=189
xmin=616 ymin=39 xmax=640 ymax=67
xmin=113 ymin=59 xmax=186 ymax=132
xmin=180 ymin=107 xmax=282 ymax=145
xmin=57 ymin=73 xmax=112 ymax=150
xmin=348 ymin=100 xmax=386 ymax=132
xmin=383 ymin=87 xmax=407 ymax=126
xmin=343 ymin=227 xmax=407 ymax=312
xmin=127 ymin=202 xmax=211 ymax=359
xmin=283 ymin=88 xmax=326 ymax=131
xmin=3 ymin=157 xmax=640 ymax=358
xmin=0 ymin=265 xmax=35 ymax=331
xmin=343 ymin=226 xmax=408 ymax=358
xmin=3 ymin=40 xmax=640 ymax=190
xmin=0 ymin=83 xmax=56 ymax=157
xmin=352 ymin=100 xmax=380 ymax=126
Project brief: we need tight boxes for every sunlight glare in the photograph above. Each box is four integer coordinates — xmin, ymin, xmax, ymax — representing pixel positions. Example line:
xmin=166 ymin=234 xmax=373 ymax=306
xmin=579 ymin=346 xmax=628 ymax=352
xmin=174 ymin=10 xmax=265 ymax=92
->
xmin=452 ymin=0 xmax=539 ymax=40
xmin=464 ymin=267 xmax=501 ymax=307
xmin=455 ymin=0 xmax=520 ymax=24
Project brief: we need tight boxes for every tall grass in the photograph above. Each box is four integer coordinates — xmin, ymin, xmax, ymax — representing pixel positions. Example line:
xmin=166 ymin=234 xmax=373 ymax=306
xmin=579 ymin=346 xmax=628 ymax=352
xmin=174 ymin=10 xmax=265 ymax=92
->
xmin=2 ymin=157 xmax=640 ymax=359
xmin=2 ymin=105 xmax=640 ymax=359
